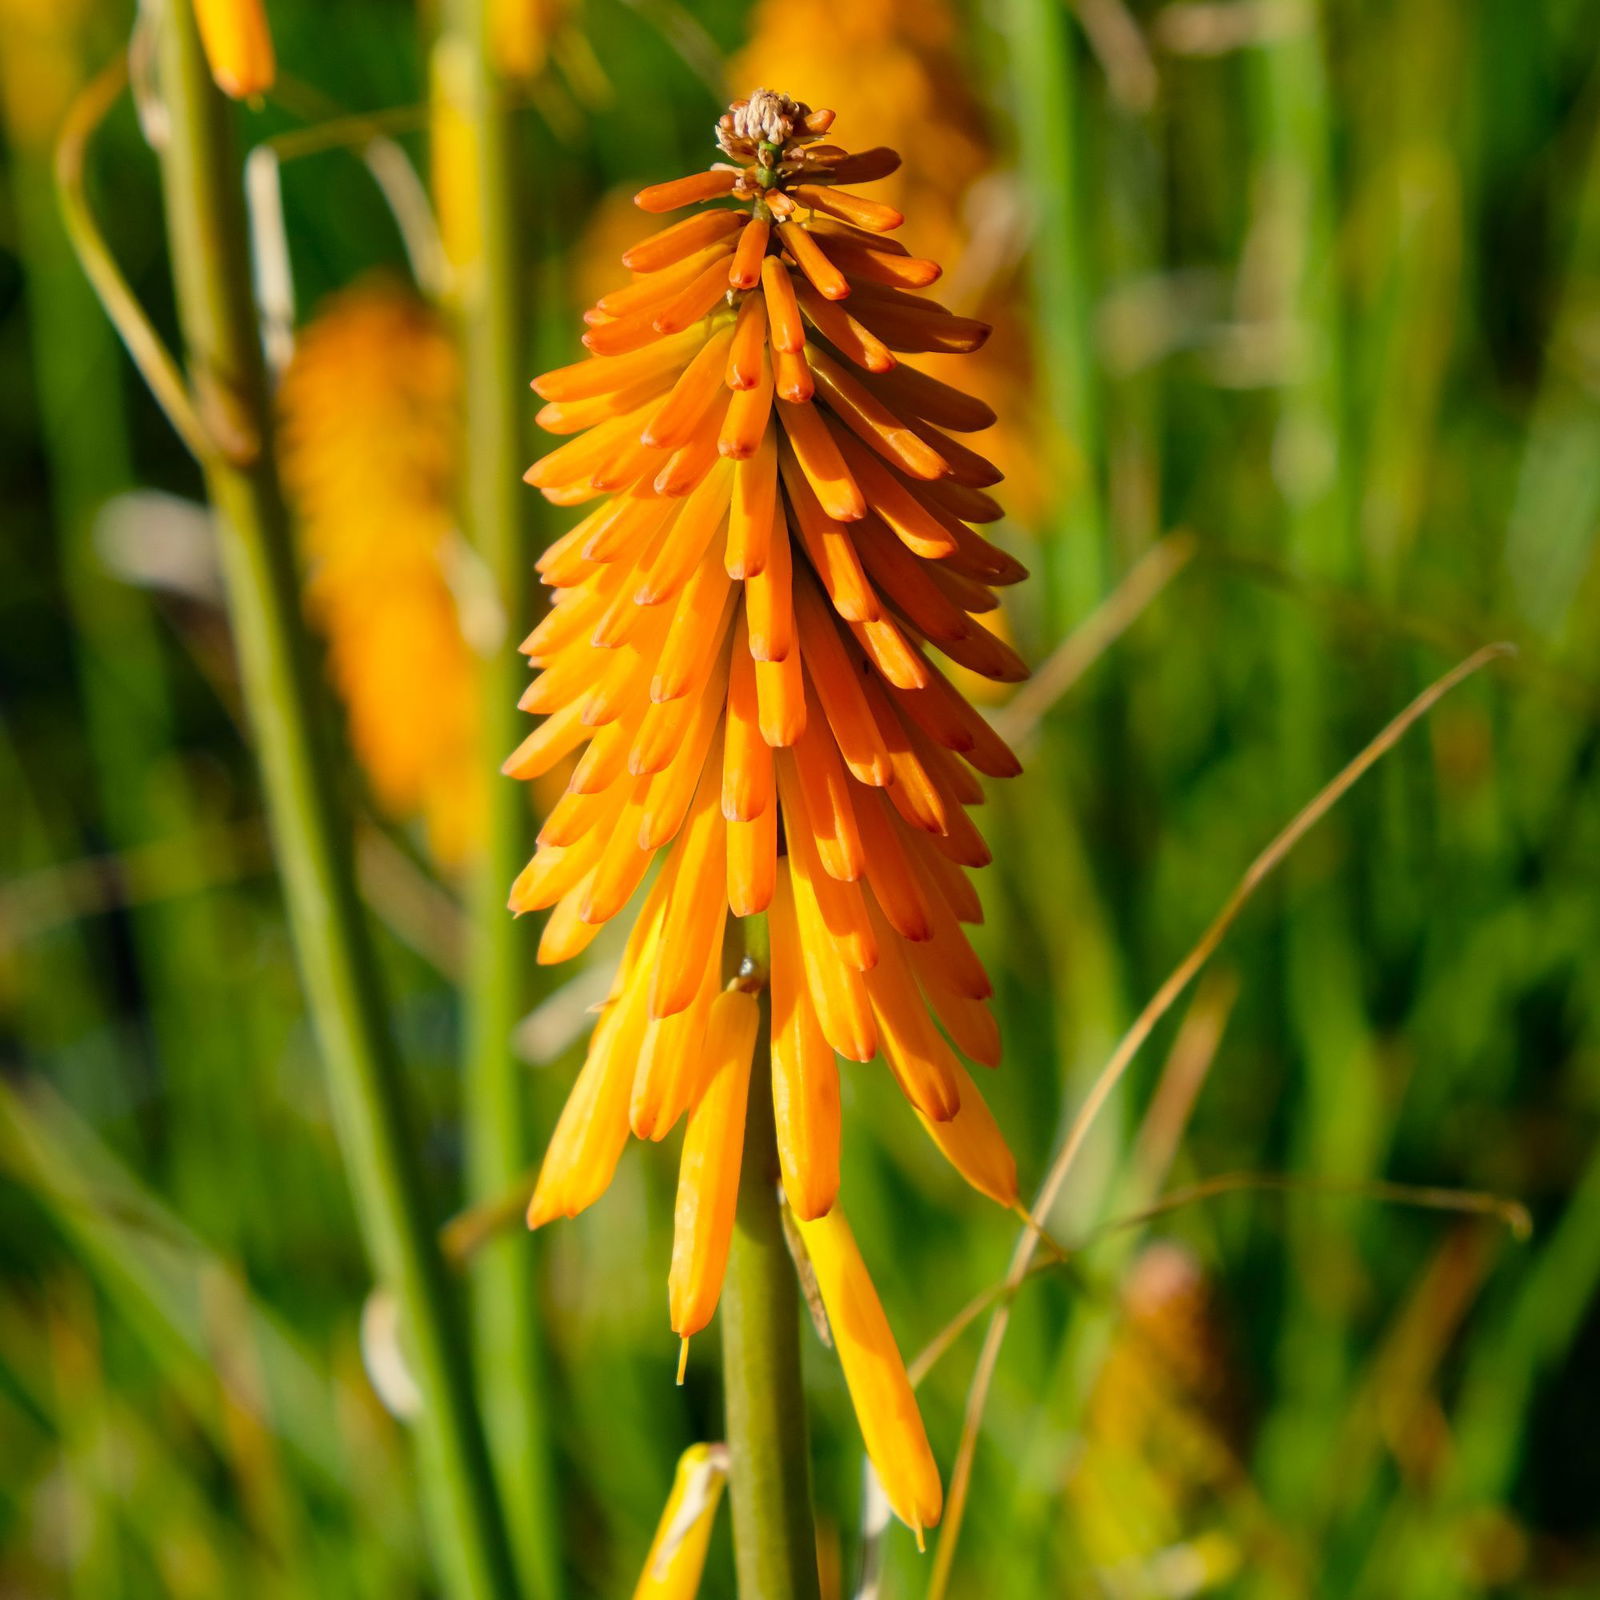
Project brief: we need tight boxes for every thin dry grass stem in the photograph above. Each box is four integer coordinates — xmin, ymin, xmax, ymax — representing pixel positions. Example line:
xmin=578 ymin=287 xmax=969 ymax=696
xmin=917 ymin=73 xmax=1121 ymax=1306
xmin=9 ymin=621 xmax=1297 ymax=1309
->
xmin=1112 ymin=1172 xmax=1533 ymax=1242
xmin=925 ymin=640 xmax=1514 ymax=1600
xmin=992 ymin=532 xmax=1194 ymax=745
xmin=56 ymin=59 xmax=214 ymax=462
xmin=1072 ymin=0 xmax=1160 ymax=112
xmin=1127 ymin=966 xmax=1238 ymax=1196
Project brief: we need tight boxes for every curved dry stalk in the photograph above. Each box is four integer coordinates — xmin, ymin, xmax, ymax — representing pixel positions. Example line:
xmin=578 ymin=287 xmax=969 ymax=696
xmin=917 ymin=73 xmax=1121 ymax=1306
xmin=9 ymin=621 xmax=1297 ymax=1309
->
xmin=56 ymin=58 xmax=214 ymax=461
xmin=925 ymin=640 xmax=1514 ymax=1600
xmin=1110 ymin=1171 xmax=1532 ymax=1241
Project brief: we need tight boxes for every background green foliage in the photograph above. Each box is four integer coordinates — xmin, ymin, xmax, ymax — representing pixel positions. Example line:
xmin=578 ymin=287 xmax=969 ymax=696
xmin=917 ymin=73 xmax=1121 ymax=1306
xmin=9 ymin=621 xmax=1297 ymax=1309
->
xmin=3 ymin=0 xmax=1599 ymax=1595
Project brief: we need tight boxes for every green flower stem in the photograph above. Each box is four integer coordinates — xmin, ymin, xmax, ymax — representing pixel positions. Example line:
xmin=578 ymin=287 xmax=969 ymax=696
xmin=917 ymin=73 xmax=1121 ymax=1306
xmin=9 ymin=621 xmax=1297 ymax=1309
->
xmin=148 ymin=6 xmax=518 ymax=1598
xmin=721 ymin=916 xmax=822 ymax=1600
xmin=432 ymin=4 xmax=563 ymax=1594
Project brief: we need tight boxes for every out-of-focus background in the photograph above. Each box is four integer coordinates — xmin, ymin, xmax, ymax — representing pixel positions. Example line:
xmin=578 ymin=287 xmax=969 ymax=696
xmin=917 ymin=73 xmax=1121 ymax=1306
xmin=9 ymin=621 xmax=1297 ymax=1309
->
xmin=3 ymin=0 xmax=1600 ymax=1595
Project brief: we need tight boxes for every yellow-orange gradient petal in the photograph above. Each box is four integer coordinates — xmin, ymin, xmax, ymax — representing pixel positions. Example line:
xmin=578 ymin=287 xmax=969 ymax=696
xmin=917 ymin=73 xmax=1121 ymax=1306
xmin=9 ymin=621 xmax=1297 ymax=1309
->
xmin=632 ymin=1444 xmax=727 ymax=1600
xmin=795 ymin=1206 xmax=943 ymax=1539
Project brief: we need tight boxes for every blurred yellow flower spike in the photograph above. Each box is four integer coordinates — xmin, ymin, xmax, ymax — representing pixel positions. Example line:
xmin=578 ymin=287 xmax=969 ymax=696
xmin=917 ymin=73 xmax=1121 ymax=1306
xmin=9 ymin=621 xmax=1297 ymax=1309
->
xmin=633 ymin=1443 xmax=729 ymax=1600
xmin=669 ymin=987 xmax=760 ymax=1353
xmin=277 ymin=281 xmax=482 ymax=870
xmin=490 ymin=0 xmax=562 ymax=83
xmin=794 ymin=1206 xmax=942 ymax=1543
xmin=193 ymin=0 xmax=275 ymax=100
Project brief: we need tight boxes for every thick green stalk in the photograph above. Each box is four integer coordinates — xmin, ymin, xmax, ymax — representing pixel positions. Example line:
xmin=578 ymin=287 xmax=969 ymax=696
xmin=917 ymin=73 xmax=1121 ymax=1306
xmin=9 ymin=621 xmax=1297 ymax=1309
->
xmin=148 ymin=6 xmax=517 ymax=1598
xmin=432 ymin=8 xmax=562 ymax=1596
xmin=721 ymin=919 xmax=821 ymax=1600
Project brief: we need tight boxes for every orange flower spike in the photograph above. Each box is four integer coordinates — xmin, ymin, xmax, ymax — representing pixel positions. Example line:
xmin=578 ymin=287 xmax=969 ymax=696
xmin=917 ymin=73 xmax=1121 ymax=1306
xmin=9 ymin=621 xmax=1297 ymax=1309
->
xmin=632 ymin=1445 xmax=728 ymax=1598
xmin=668 ymin=987 xmax=759 ymax=1340
xmin=794 ymin=1206 xmax=943 ymax=1539
xmin=769 ymin=867 xmax=841 ymax=1220
xmin=194 ymin=0 xmax=275 ymax=99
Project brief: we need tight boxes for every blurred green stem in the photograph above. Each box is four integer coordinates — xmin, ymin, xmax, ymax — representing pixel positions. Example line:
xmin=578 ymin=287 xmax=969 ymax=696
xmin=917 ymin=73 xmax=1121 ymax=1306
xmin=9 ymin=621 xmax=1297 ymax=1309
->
xmin=146 ymin=5 xmax=518 ymax=1598
xmin=432 ymin=8 xmax=562 ymax=1596
xmin=721 ymin=916 xmax=820 ymax=1600
xmin=1001 ymin=0 xmax=1105 ymax=627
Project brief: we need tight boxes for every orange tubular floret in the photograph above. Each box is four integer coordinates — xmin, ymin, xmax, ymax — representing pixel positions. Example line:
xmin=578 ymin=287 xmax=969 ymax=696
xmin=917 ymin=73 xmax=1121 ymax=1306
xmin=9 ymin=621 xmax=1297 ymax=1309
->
xmin=654 ymin=258 xmax=737 ymax=335
xmin=745 ymin=512 xmax=794 ymax=662
xmin=720 ymin=341 xmax=774 ymax=460
xmin=634 ymin=169 xmax=739 ymax=213
xmin=668 ymin=988 xmax=758 ymax=1337
xmin=778 ymin=397 xmax=866 ymax=524
xmin=806 ymin=347 xmax=948 ymax=481
xmin=727 ymin=798 xmax=777 ymax=915
xmin=794 ymin=1207 xmax=942 ymax=1536
xmin=777 ymin=220 xmax=851 ymax=301
xmin=769 ymin=867 xmax=841 ymax=1221
xmin=789 ymin=183 xmax=903 ymax=233
xmin=794 ymin=282 xmax=896 ymax=373
xmin=761 ymin=255 xmax=807 ymax=353
xmin=596 ymin=242 xmax=735 ymax=320
xmin=531 ymin=323 xmax=707 ymax=400
xmin=723 ymin=617 xmax=774 ymax=822
xmin=726 ymin=291 xmax=769 ymax=390
xmin=651 ymin=748 xmax=729 ymax=1018
xmin=777 ymin=439 xmax=877 ymax=622
xmin=621 ymin=207 xmax=746 ymax=272
xmin=643 ymin=325 xmax=738 ymax=450
xmin=728 ymin=215 xmax=772 ymax=290
xmin=772 ymin=345 xmax=815 ymax=403
xmin=794 ymin=576 xmax=891 ymax=785
xmin=727 ymin=424 xmax=778 ymax=578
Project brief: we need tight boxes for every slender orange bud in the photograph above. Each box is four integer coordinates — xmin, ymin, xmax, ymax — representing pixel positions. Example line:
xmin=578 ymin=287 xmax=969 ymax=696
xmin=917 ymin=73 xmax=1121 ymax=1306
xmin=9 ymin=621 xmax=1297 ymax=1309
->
xmin=668 ymin=989 xmax=759 ymax=1337
xmin=795 ymin=1207 xmax=942 ymax=1537
xmin=631 ymin=1444 xmax=727 ymax=1600
xmin=770 ymin=870 xmax=840 ymax=1220
xmin=194 ymin=0 xmax=275 ymax=99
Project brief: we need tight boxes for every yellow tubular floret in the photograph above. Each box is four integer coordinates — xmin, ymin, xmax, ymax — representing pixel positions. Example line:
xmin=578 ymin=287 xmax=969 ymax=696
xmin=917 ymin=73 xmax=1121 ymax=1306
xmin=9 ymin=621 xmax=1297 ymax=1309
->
xmin=795 ymin=1206 xmax=943 ymax=1539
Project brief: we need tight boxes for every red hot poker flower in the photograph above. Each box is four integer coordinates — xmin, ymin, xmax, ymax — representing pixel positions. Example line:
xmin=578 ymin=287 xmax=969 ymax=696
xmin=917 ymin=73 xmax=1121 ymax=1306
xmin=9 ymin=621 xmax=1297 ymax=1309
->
xmin=511 ymin=88 xmax=1029 ymax=1537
